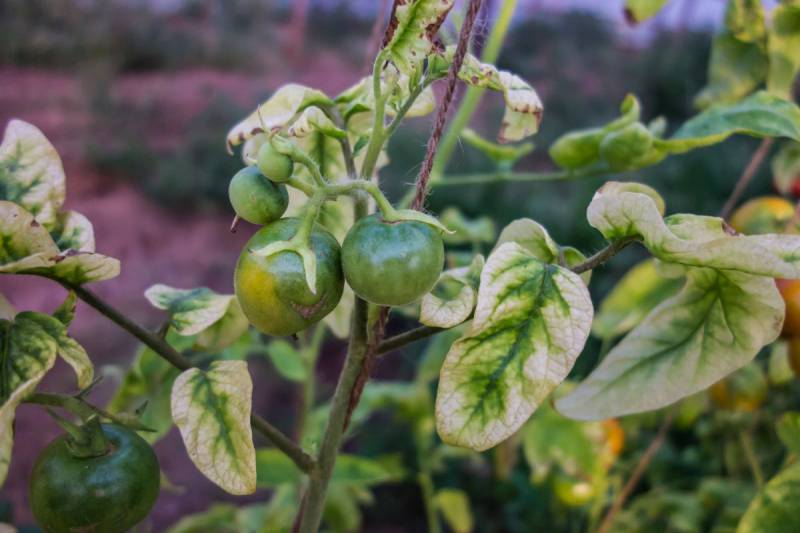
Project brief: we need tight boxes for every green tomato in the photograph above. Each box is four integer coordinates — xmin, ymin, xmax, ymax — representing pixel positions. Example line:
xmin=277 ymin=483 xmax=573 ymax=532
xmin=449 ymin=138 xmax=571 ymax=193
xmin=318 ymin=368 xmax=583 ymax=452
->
xmin=598 ymin=122 xmax=654 ymax=170
xmin=29 ymin=424 xmax=160 ymax=533
xmin=553 ymin=474 xmax=596 ymax=507
xmin=549 ymin=128 xmax=605 ymax=169
xmin=257 ymin=142 xmax=294 ymax=183
xmin=341 ymin=214 xmax=444 ymax=306
xmin=228 ymin=166 xmax=289 ymax=225
xmin=235 ymin=218 xmax=344 ymax=336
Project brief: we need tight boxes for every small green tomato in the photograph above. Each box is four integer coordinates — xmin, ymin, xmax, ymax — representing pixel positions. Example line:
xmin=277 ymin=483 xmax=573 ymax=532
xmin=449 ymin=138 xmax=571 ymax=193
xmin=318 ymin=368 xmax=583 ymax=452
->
xmin=257 ymin=142 xmax=294 ymax=183
xmin=228 ymin=166 xmax=289 ymax=225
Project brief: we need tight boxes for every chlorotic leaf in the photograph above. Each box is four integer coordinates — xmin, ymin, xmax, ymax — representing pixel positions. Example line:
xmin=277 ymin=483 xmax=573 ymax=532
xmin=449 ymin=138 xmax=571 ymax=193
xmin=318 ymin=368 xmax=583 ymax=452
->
xmin=226 ymin=84 xmax=332 ymax=152
xmin=0 ymin=119 xmax=65 ymax=228
xmin=725 ymin=0 xmax=766 ymax=44
xmin=433 ymin=47 xmax=543 ymax=143
xmin=435 ymin=242 xmax=593 ymax=451
xmin=624 ymin=0 xmax=670 ymax=24
xmin=53 ymin=291 xmax=77 ymax=326
xmin=767 ymin=3 xmax=800 ymax=101
xmin=557 ymin=268 xmax=783 ymax=420
xmin=286 ymin=106 xmax=346 ymax=140
xmin=737 ymin=462 xmax=800 ymax=533
xmin=0 ymin=201 xmax=119 ymax=284
xmin=171 ymin=360 xmax=257 ymax=495
xmin=144 ymin=285 xmax=248 ymax=351
xmin=0 ymin=311 xmax=77 ymax=486
xmin=694 ymin=34 xmax=767 ymax=110
xmin=382 ymin=0 xmax=455 ymax=75
xmin=434 ymin=489 xmax=474 ymax=533
xmin=592 ymin=259 xmax=684 ymax=340
xmin=20 ymin=312 xmax=93 ymax=390
xmin=420 ymin=255 xmax=484 ymax=329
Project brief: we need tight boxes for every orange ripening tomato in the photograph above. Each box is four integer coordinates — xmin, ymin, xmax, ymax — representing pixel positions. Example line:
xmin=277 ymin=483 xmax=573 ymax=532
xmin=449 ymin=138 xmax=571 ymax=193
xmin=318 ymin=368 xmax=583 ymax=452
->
xmin=709 ymin=364 xmax=767 ymax=412
xmin=777 ymin=279 xmax=800 ymax=337
xmin=729 ymin=196 xmax=794 ymax=235
xmin=602 ymin=419 xmax=625 ymax=458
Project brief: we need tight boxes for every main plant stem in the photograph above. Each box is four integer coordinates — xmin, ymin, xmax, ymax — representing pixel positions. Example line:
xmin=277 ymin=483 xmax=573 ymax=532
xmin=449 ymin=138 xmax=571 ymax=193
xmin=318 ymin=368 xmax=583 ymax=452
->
xmin=59 ymin=281 xmax=316 ymax=473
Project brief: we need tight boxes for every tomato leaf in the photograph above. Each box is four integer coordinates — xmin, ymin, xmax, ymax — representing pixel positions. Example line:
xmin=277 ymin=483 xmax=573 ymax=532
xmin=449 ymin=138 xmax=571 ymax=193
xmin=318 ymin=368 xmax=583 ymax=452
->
xmin=737 ymin=462 xmax=800 ymax=532
xmin=420 ymin=255 xmax=483 ymax=329
xmin=381 ymin=0 xmax=455 ymax=75
xmin=434 ymin=489 xmax=474 ymax=533
xmin=256 ymin=449 xmax=403 ymax=489
xmin=435 ymin=242 xmax=593 ymax=451
xmin=172 ymin=361 xmax=256 ymax=495
xmin=144 ymin=284 xmax=249 ymax=352
xmin=694 ymin=34 xmax=767 ymax=110
xmin=624 ymin=0 xmax=669 ymax=24
xmin=264 ymin=340 xmax=306 ymax=383
xmin=772 ymin=141 xmax=800 ymax=196
xmin=767 ymin=3 xmax=800 ymax=101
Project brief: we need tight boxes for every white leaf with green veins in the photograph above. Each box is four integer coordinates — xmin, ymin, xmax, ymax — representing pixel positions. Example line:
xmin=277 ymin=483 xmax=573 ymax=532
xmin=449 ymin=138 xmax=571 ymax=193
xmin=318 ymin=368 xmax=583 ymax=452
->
xmin=144 ymin=285 xmax=248 ymax=351
xmin=0 ymin=119 xmax=65 ymax=228
xmin=557 ymin=267 xmax=783 ymax=420
xmin=1 ymin=311 xmax=80 ymax=486
xmin=49 ymin=210 xmax=95 ymax=252
xmin=20 ymin=312 xmax=93 ymax=390
xmin=171 ymin=360 xmax=256 ymax=495
xmin=434 ymin=48 xmax=543 ymax=143
xmin=226 ymin=84 xmax=332 ymax=152
xmin=586 ymin=182 xmax=800 ymax=278
xmin=421 ymin=255 xmax=484 ymax=329
xmin=0 ymin=201 xmax=119 ymax=284
xmin=435 ymin=242 xmax=593 ymax=451
xmin=382 ymin=0 xmax=455 ymax=75
xmin=737 ymin=462 xmax=800 ymax=533
xmin=286 ymin=106 xmax=346 ymax=140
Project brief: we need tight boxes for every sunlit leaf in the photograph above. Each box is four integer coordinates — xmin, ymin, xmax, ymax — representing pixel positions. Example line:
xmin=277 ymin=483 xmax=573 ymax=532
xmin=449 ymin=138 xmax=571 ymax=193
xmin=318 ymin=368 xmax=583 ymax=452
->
xmin=725 ymin=0 xmax=766 ymax=44
xmin=436 ymin=242 xmax=593 ymax=450
xmin=624 ymin=0 xmax=669 ymax=24
xmin=434 ymin=489 xmax=474 ymax=533
xmin=382 ymin=0 xmax=455 ymax=75
xmin=737 ymin=462 xmax=800 ymax=533
xmin=226 ymin=84 xmax=332 ymax=152
xmin=694 ymin=35 xmax=766 ymax=110
xmin=171 ymin=361 xmax=256 ymax=495
xmin=0 ymin=119 xmax=65 ymax=228
xmin=592 ymin=259 xmax=683 ymax=340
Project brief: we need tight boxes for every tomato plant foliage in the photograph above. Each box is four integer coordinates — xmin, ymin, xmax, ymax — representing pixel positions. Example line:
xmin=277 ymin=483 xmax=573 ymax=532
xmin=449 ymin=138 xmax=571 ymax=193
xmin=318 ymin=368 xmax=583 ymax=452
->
xmin=3 ymin=0 xmax=800 ymax=531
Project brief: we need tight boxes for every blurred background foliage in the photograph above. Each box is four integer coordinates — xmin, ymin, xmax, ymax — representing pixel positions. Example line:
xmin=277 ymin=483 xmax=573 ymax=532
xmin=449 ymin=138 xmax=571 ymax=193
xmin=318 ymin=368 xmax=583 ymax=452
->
xmin=1 ymin=1 xmax=794 ymax=531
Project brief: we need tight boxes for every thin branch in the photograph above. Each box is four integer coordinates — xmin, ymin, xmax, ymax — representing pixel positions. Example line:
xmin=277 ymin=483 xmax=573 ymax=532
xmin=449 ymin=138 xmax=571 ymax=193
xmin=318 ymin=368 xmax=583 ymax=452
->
xmin=719 ymin=138 xmax=775 ymax=220
xmin=25 ymin=392 xmax=154 ymax=432
xmin=61 ymin=282 xmax=316 ymax=473
xmin=378 ymin=324 xmax=445 ymax=355
xmin=597 ymin=412 xmax=674 ymax=533
xmin=571 ymin=237 xmax=639 ymax=275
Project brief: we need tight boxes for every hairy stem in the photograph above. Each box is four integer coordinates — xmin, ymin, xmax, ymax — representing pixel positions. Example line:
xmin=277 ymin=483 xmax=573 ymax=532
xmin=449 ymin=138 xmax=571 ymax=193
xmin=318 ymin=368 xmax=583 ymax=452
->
xmin=571 ymin=236 xmax=639 ymax=275
xmin=25 ymin=392 xmax=153 ymax=432
xmin=60 ymin=282 xmax=316 ymax=473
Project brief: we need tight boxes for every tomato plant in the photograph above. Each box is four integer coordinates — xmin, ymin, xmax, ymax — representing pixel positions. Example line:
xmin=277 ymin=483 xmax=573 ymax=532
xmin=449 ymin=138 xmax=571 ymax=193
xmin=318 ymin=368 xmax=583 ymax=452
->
xmin=2 ymin=0 xmax=800 ymax=531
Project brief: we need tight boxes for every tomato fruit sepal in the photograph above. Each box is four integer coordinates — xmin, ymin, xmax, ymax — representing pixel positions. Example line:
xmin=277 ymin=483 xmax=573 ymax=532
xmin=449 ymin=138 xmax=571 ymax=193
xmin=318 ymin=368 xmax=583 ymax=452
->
xmin=45 ymin=411 xmax=110 ymax=459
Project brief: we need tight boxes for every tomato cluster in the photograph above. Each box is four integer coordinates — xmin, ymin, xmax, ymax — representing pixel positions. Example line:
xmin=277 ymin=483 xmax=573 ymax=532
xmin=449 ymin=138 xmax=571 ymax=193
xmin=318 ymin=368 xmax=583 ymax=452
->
xmin=230 ymin=147 xmax=445 ymax=336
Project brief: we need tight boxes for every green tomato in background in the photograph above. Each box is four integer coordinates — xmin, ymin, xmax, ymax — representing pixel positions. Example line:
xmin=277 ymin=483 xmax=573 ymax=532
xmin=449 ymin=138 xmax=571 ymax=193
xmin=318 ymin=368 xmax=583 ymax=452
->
xmin=257 ymin=142 xmax=294 ymax=183
xmin=29 ymin=424 xmax=160 ymax=533
xmin=341 ymin=214 xmax=444 ymax=306
xmin=552 ymin=473 xmax=596 ymax=507
xmin=235 ymin=218 xmax=343 ymax=336
xmin=228 ymin=166 xmax=289 ymax=225
xmin=548 ymin=128 xmax=605 ymax=169
xmin=599 ymin=122 xmax=654 ymax=170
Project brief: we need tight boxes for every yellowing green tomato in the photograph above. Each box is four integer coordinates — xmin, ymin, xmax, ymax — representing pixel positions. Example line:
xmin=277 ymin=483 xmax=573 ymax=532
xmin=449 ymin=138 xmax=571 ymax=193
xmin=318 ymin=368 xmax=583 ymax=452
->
xmin=235 ymin=218 xmax=343 ymax=336
xmin=709 ymin=364 xmax=768 ymax=412
xmin=553 ymin=474 xmax=596 ymax=507
xmin=729 ymin=196 xmax=794 ymax=235
xmin=341 ymin=214 xmax=444 ymax=306
xmin=228 ymin=166 xmax=289 ymax=225
xmin=257 ymin=142 xmax=294 ymax=183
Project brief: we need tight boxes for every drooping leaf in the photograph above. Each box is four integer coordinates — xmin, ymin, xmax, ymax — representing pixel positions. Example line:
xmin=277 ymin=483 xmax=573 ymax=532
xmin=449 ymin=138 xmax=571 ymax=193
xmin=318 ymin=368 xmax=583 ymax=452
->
xmin=1 ymin=311 xmax=83 ymax=486
xmin=0 ymin=119 xmax=65 ymax=228
xmin=49 ymin=210 xmax=95 ymax=252
xmin=420 ymin=255 xmax=483 ymax=329
xmin=381 ymin=0 xmax=455 ymax=75
xmin=286 ymin=107 xmax=346 ymax=140
xmin=694 ymin=34 xmax=767 ymax=110
xmin=226 ymin=84 xmax=332 ymax=152
xmin=171 ymin=360 xmax=256 ymax=495
xmin=144 ymin=285 xmax=248 ymax=352
xmin=624 ymin=0 xmax=670 ymax=24
xmin=772 ymin=141 xmax=800 ymax=196
xmin=434 ymin=489 xmax=474 ymax=533
xmin=0 ymin=201 xmax=119 ymax=284
xmin=592 ymin=259 xmax=684 ymax=340
xmin=767 ymin=3 xmax=800 ymax=100
xmin=432 ymin=47 xmax=543 ymax=143
xmin=737 ymin=462 xmax=800 ymax=533
xmin=21 ymin=312 xmax=93 ymax=390
xmin=435 ymin=242 xmax=593 ymax=451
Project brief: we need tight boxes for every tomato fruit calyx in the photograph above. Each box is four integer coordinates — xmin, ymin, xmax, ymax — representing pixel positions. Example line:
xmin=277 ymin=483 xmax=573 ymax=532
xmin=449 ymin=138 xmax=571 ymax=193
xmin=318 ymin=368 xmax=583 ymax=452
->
xmin=29 ymin=423 xmax=160 ymax=533
xmin=341 ymin=213 xmax=445 ymax=306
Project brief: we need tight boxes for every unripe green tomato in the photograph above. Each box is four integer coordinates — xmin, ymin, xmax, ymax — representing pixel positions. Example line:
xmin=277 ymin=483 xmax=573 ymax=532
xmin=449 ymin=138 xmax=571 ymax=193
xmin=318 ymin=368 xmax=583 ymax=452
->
xmin=598 ymin=123 xmax=653 ymax=170
xmin=341 ymin=214 xmax=444 ymax=306
xmin=549 ymin=128 xmax=605 ymax=169
xmin=257 ymin=142 xmax=294 ymax=183
xmin=228 ymin=166 xmax=289 ymax=225
xmin=235 ymin=218 xmax=343 ymax=336
xmin=553 ymin=474 xmax=596 ymax=507
xmin=29 ymin=424 xmax=160 ymax=533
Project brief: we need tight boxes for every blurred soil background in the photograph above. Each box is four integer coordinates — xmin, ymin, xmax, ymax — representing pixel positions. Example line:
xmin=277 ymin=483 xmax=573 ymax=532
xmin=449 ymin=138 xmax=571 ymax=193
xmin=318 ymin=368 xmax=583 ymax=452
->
xmin=0 ymin=0 xmax=777 ymax=530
